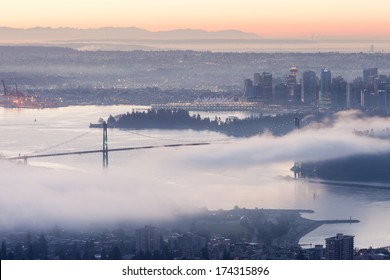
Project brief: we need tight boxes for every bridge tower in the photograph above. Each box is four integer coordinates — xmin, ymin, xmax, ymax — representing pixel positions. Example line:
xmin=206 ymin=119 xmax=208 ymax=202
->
xmin=103 ymin=121 xmax=108 ymax=167
xmin=294 ymin=117 xmax=300 ymax=130
xmin=293 ymin=117 xmax=301 ymax=178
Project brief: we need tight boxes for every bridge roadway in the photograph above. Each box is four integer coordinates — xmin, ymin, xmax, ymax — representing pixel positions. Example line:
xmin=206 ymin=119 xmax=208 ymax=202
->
xmin=7 ymin=142 xmax=210 ymax=161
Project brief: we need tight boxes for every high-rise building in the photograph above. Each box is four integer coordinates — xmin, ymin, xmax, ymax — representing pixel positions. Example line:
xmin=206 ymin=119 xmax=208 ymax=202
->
xmin=377 ymin=90 xmax=387 ymax=113
xmin=378 ymin=84 xmax=390 ymax=114
xmin=253 ymin=73 xmax=261 ymax=86
xmin=253 ymin=73 xmax=263 ymax=100
xmin=248 ymin=72 xmax=272 ymax=102
xmin=331 ymin=76 xmax=348 ymax=110
xmin=286 ymin=65 xmax=298 ymax=103
xmin=244 ymin=79 xmax=254 ymax=98
xmin=325 ymin=233 xmax=354 ymax=260
xmin=361 ymin=86 xmax=377 ymax=111
xmin=301 ymin=70 xmax=318 ymax=105
xmin=319 ymin=68 xmax=332 ymax=110
xmin=260 ymin=72 xmax=273 ymax=102
xmin=274 ymin=83 xmax=288 ymax=104
xmin=349 ymin=77 xmax=365 ymax=109
xmin=135 ymin=225 xmax=161 ymax=254
xmin=386 ymin=84 xmax=390 ymax=111
xmin=363 ymin=68 xmax=378 ymax=84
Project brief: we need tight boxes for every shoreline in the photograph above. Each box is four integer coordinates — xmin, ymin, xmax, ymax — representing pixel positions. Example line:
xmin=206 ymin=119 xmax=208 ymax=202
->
xmin=307 ymin=178 xmax=390 ymax=190
xmin=199 ymin=208 xmax=359 ymax=246
xmin=291 ymin=216 xmax=360 ymax=245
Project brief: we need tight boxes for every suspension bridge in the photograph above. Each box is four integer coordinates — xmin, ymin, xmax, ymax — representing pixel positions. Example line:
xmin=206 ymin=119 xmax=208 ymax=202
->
xmin=6 ymin=122 xmax=214 ymax=167
xmin=4 ymin=117 xmax=299 ymax=168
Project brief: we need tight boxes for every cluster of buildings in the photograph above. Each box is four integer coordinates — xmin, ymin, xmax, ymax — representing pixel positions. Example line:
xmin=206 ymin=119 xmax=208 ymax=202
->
xmin=133 ymin=226 xmax=390 ymax=260
xmin=244 ymin=67 xmax=390 ymax=114
xmin=1 ymin=227 xmax=389 ymax=260
xmin=302 ymin=233 xmax=355 ymax=260
xmin=134 ymin=226 xmax=359 ymax=260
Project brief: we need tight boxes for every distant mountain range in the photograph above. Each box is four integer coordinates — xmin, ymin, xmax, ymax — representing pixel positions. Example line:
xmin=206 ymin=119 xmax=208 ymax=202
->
xmin=2 ymin=27 xmax=388 ymax=52
xmin=0 ymin=27 xmax=260 ymax=42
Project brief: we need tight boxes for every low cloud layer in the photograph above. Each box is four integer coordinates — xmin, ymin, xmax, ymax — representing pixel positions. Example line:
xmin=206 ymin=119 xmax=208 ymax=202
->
xmin=183 ymin=110 xmax=390 ymax=168
xmin=1 ymin=110 xmax=389 ymax=230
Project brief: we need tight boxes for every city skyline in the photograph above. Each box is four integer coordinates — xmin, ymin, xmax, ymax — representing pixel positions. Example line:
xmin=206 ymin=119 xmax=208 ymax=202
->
xmin=2 ymin=0 xmax=390 ymax=38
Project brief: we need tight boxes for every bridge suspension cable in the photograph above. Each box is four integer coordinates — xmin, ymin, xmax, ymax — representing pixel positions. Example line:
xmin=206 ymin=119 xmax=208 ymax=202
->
xmin=30 ymin=131 xmax=92 ymax=155
xmin=126 ymin=130 xmax=231 ymax=144
xmin=6 ymin=117 xmax=300 ymax=166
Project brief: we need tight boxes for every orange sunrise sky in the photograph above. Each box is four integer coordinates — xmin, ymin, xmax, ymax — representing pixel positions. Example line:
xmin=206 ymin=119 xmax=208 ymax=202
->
xmin=2 ymin=0 xmax=390 ymax=37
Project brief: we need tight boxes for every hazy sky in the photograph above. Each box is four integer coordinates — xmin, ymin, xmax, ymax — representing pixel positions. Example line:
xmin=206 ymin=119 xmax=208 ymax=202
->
xmin=2 ymin=0 xmax=390 ymax=37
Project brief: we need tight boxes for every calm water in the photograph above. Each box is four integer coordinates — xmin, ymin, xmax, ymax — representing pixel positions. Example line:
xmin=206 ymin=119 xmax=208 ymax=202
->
xmin=1 ymin=105 xmax=390 ymax=249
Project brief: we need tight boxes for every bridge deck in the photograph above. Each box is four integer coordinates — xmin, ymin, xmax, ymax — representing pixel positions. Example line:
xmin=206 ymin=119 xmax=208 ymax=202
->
xmin=7 ymin=142 xmax=210 ymax=160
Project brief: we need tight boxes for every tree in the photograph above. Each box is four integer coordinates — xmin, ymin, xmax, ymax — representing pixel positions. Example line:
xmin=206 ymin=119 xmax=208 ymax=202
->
xmin=14 ymin=242 xmax=25 ymax=260
xmin=110 ymin=246 xmax=122 ymax=260
xmin=223 ymin=249 xmax=232 ymax=260
xmin=26 ymin=233 xmax=35 ymax=260
xmin=201 ymin=245 xmax=209 ymax=260
xmin=1 ymin=241 xmax=7 ymax=260
xmin=161 ymin=244 xmax=173 ymax=260
xmin=82 ymin=240 xmax=96 ymax=260
xmin=56 ymin=248 xmax=66 ymax=260
xmin=296 ymin=248 xmax=307 ymax=260
xmin=107 ymin=115 xmax=116 ymax=126
xmin=7 ymin=252 xmax=14 ymax=260
xmin=27 ymin=242 xmax=35 ymax=260
xmin=38 ymin=234 xmax=48 ymax=259
xmin=100 ymin=248 xmax=107 ymax=260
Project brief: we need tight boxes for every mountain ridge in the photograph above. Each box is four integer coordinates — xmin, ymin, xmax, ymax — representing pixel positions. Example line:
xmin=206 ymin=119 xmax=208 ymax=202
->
xmin=0 ymin=26 xmax=261 ymax=42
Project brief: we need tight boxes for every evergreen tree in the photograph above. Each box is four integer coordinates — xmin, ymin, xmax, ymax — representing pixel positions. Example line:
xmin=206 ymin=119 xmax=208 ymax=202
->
xmin=56 ymin=248 xmax=66 ymax=260
xmin=38 ymin=234 xmax=48 ymax=259
xmin=7 ymin=252 xmax=14 ymax=260
xmin=223 ymin=249 xmax=232 ymax=260
xmin=14 ymin=242 xmax=25 ymax=260
xmin=82 ymin=240 xmax=96 ymax=260
xmin=1 ymin=241 xmax=7 ymax=260
xmin=27 ymin=243 xmax=35 ymax=260
xmin=161 ymin=244 xmax=173 ymax=260
xmin=201 ymin=245 xmax=209 ymax=260
xmin=74 ymin=251 xmax=81 ymax=260
xmin=110 ymin=246 xmax=122 ymax=260
xmin=26 ymin=233 xmax=35 ymax=260
xmin=100 ymin=248 xmax=107 ymax=260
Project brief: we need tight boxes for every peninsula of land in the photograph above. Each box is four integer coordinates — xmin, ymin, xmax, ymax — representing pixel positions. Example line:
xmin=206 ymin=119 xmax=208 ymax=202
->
xmin=173 ymin=207 xmax=359 ymax=246
xmin=95 ymin=109 xmax=317 ymax=137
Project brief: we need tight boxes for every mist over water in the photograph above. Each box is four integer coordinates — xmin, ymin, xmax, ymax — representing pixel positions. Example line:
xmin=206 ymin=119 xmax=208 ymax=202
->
xmin=49 ymin=39 xmax=390 ymax=53
xmin=1 ymin=106 xmax=390 ymax=248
